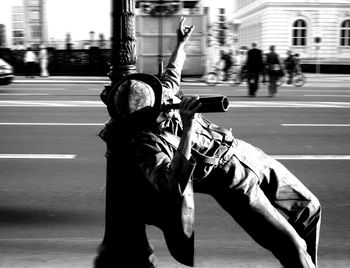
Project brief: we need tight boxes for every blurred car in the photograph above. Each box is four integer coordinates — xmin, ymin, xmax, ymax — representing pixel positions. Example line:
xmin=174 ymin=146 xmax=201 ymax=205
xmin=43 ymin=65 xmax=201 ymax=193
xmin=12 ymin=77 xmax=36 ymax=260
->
xmin=0 ymin=58 xmax=14 ymax=85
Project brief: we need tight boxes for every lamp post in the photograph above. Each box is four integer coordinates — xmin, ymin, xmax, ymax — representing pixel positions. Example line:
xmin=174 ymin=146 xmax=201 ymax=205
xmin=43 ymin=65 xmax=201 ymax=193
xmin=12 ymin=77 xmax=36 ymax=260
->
xmin=95 ymin=1 xmax=154 ymax=267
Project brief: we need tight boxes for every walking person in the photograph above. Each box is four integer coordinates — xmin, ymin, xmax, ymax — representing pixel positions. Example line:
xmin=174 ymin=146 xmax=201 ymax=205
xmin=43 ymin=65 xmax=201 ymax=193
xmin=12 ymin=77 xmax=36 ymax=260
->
xmin=217 ymin=49 xmax=233 ymax=81
xmin=24 ymin=47 xmax=37 ymax=78
xmin=39 ymin=45 xmax=49 ymax=77
xmin=246 ymin=42 xmax=264 ymax=97
xmin=266 ymin=45 xmax=283 ymax=97
xmin=285 ymin=50 xmax=296 ymax=84
xmin=101 ymin=19 xmax=321 ymax=267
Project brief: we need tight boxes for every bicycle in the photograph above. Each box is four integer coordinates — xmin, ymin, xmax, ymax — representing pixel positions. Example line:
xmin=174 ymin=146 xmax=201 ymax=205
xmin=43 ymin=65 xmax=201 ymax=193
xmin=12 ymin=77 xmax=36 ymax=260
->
xmin=284 ymin=70 xmax=307 ymax=87
xmin=203 ymin=66 xmax=240 ymax=86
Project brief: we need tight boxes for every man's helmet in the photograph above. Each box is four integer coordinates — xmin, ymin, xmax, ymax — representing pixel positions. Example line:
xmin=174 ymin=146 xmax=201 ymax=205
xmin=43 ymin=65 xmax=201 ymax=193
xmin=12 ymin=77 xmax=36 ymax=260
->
xmin=107 ymin=73 xmax=163 ymax=123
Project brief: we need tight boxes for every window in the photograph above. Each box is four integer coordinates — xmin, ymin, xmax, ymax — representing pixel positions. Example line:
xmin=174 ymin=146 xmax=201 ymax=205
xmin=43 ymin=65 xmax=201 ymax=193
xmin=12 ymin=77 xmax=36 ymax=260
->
xmin=29 ymin=0 xmax=40 ymax=5
xmin=292 ymin=19 xmax=307 ymax=46
xmin=340 ymin=20 xmax=350 ymax=47
xmin=31 ymin=25 xmax=41 ymax=39
xmin=12 ymin=6 xmax=22 ymax=13
xmin=12 ymin=14 xmax=21 ymax=21
xmin=30 ymin=10 xmax=40 ymax=20
xmin=13 ymin=22 xmax=22 ymax=29
xmin=13 ymin=30 xmax=24 ymax=38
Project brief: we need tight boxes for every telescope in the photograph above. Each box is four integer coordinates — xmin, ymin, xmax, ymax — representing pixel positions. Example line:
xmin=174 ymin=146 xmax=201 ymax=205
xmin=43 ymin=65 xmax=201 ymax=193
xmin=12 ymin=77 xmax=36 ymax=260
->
xmin=161 ymin=96 xmax=230 ymax=113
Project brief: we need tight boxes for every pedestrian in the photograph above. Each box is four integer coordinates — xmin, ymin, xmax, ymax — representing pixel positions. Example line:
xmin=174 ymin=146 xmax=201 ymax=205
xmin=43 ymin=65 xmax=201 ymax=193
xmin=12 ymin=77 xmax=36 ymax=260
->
xmin=246 ymin=42 xmax=264 ymax=97
xmin=285 ymin=50 xmax=296 ymax=84
xmin=217 ymin=49 xmax=233 ymax=81
xmin=39 ymin=45 xmax=49 ymax=77
xmin=102 ymin=24 xmax=322 ymax=268
xmin=265 ymin=45 xmax=283 ymax=97
xmin=294 ymin=53 xmax=302 ymax=73
xmin=24 ymin=47 xmax=37 ymax=78
xmin=94 ymin=17 xmax=196 ymax=268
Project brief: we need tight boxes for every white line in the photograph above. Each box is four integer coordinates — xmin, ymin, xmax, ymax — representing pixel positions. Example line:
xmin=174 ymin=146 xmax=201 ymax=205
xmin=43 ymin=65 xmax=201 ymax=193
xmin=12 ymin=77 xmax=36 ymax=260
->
xmin=0 ymin=88 xmax=65 ymax=91
xmin=0 ymin=122 xmax=104 ymax=126
xmin=0 ymin=154 xmax=76 ymax=159
xmin=272 ymin=155 xmax=350 ymax=160
xmin=304 ymin=95 xmax=350 ymax=97
xmin=0 ymin=237 xmax=99 ymax=242
xmin=0 ymin=100 xmax=104 ymax=107
xmin=282 ymin=124 xmax=350 ymax=127
xmin=0 ymin=93 xmax=51 ymax=96
xmin=229 ymin=101 xmax=350 ymax=108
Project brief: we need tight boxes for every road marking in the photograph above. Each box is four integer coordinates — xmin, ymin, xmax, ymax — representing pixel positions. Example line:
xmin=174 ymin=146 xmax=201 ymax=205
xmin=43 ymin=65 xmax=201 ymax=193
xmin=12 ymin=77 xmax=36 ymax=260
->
xmin=0 ymin=122 xmax=104 ymax=126
xmin=0 ymin=100 xmax=104 ymax=107
xmin=0 ymin=154 xmax=347 ymax=160
xmin=304 ymin=95 xmax=350 ymax=97
xmin=0 ymin=88 xmax=65 ymax=91
xmin=0 ymin=93 xmax=51 ymax=96
xmin=229 ymin=101 xmax=350 ymax=108
xmin=0 ymin=237 xmax=100 ymax=242
xmin=272 ymin=155 xmax=350 ymax=160
xmin=0 ymin=100 xmax=350 ymax=108
xmin=282 ymin=124 xmax=350 ymax=127
xmin=0 ymin=154 xmax=76 ymax=159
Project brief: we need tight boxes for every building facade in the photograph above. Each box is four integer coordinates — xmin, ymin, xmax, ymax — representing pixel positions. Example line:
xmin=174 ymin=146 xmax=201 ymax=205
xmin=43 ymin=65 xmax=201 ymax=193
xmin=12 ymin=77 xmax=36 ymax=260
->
xmin=10 ymin=0 xmax=48 ymax=49
xmin=233 ymin=0 xmax=350 ymax=67
xmin=135 ymin=0 xmax=207 ymax=75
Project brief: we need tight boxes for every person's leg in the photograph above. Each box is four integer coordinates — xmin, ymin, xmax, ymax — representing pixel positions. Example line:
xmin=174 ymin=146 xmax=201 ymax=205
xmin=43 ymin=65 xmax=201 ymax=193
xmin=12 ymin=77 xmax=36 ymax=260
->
xmin=203 ymin=159 xmax=316 ymax=268
xmin=254 ymin=72 xmax=260 ymax=92
xmin=268 ymin=73 xmax=274 ymax=96
xmin=260 ymin=159 xmax=321 ymax=266
xmin=231 ymin=139 xmax=321 ymax=266
xmin=197 ymin=140 xmax=320 ymax=268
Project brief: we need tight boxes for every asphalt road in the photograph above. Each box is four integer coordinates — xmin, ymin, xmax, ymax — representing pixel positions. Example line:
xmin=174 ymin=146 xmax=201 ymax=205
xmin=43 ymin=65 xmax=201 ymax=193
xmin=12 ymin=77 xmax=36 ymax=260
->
xmin=0 ymin=79 xmax=349 ymax=267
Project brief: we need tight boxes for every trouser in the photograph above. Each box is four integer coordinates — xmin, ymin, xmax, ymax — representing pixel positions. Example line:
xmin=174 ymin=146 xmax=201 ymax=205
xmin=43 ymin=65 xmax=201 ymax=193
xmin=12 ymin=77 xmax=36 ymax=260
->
xmin=247 ymin=72 xmax=260 ymax=96
xmin=268 ymin=72 xmax=278 ymax=96
xmin=287 ymin=69 xmax=294 ymax=83
xmin=25 ymin=62 xmax=36 ymax=77
xmin=195 ymin=139 xmax=321 ymax=268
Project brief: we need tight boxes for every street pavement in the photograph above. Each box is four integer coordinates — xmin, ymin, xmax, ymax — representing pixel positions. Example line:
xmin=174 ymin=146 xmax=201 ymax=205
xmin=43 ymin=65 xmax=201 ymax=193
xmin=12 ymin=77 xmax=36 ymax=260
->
xmin=0 ymin=76 xmax=349 ymax=267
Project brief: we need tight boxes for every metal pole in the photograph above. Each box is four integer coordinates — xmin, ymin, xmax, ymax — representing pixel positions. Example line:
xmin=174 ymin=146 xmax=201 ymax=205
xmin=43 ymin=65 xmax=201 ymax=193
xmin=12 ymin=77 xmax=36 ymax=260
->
xmin=110 ymin=0 xmax=137 ymax=85
xmin=158 ymin=1 xmax=164 ymax=77
xmin=95 ymin=1 xmax=153 ymax=267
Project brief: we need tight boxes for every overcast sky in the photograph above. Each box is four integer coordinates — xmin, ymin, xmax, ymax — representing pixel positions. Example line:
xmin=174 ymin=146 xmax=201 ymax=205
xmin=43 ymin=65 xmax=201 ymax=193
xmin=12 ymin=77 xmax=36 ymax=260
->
xmin=0 ymin=0 xmax=233 ymax=41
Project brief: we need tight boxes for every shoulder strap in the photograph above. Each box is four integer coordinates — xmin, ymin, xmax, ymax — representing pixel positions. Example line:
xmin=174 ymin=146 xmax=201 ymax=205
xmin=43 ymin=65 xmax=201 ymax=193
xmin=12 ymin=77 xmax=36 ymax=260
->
xmin=160 ymin=131 xmax=220 ymax=166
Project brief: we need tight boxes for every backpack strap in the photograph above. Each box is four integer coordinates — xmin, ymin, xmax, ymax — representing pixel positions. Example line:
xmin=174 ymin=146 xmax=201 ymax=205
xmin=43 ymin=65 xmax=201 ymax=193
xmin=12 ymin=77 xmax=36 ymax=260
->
xmin=159 ymin=131 xmax=220 ymax=166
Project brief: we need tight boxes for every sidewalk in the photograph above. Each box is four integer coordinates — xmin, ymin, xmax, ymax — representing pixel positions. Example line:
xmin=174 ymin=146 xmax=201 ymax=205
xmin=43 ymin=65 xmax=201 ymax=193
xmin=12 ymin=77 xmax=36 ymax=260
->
xmin=11 ymin=73 xmax=350 ymax=85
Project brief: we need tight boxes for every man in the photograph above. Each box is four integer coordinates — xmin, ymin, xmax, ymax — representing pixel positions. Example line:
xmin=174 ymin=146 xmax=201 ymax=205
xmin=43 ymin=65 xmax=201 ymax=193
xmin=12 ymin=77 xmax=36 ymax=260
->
xmin=265 ymin=45 xmax=283 ymax=97
xmin=94 ymin=18 xmax=196 ymax=268
xmin=99 ymin=19 xmax=321 ymax=268
xmin=218 ymin=49 xmax=233 ymax=81
xmin=23 ymin=47 xmax=37 ymax=78
xmin=246 ymin=42 xmax=264 ymax=96
xmin=285 ymin=50 xmax=296 ymax=84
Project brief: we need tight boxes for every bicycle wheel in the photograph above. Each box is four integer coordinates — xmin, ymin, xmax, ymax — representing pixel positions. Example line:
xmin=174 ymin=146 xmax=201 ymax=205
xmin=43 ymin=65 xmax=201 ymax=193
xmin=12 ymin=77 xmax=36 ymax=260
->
xmin=293 ymin=73 xmax=306 ymax=87
xmin=204 ymin=72 xmax=219 ymax=86
xmin=227 ymin=71 xmax=240 ymax=86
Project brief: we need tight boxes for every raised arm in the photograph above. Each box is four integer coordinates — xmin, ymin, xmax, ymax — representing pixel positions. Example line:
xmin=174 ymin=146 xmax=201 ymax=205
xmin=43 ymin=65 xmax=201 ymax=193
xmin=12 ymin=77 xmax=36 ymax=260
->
xmin=161 ymin=17 xmax=195 ymax=100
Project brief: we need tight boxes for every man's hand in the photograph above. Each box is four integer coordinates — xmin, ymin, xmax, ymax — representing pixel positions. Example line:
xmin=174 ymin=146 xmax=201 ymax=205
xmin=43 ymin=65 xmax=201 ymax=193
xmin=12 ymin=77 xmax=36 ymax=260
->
xmin=179 ymin=96 xmax=201 ymax=131
xmin=177 ymin=17 xmax=195 ymax=46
